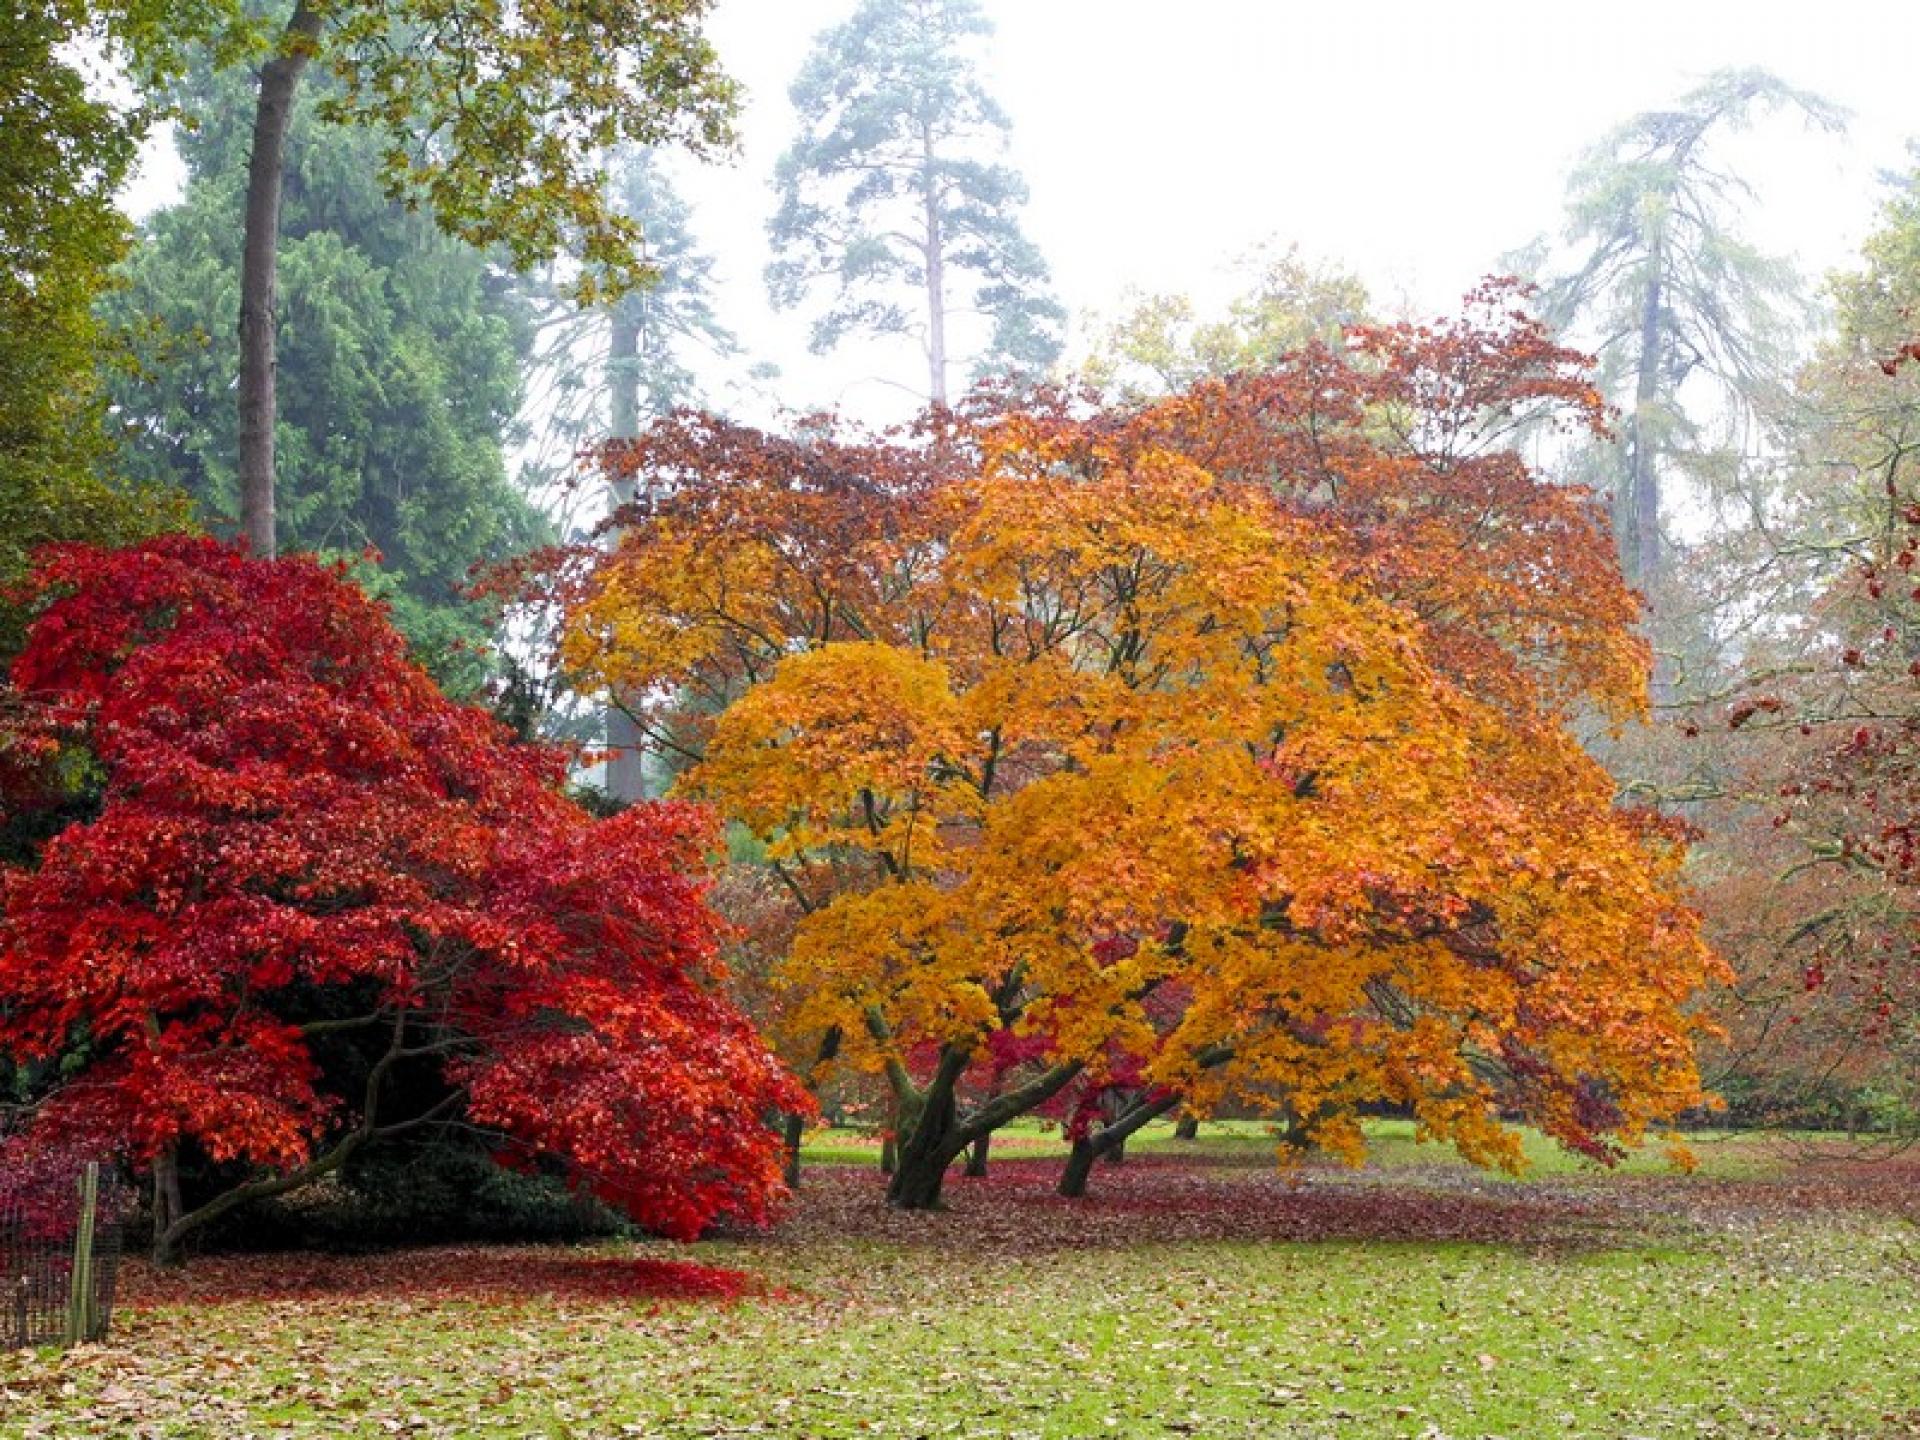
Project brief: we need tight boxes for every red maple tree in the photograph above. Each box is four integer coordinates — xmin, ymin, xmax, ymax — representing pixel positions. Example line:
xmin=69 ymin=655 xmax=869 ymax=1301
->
xmin=0 ymin=537 xmax=805 ymax=1260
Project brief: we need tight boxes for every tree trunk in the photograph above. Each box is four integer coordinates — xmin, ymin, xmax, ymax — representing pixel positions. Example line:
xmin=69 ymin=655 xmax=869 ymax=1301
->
xmin=963 ymin=1131 xmax=989 ymax=1177
xmin=1174 ymin=1115 xmax=1200 ymax=1141
xmin=1626 ymin=260 xmax=1665 ymax=595
xmin=879 ymin=1133 xmax=896 ymax=1175
xmin=886 ymin=1145 xmax=954 ymax=1209
xmin=920 ymin=127 xmax=947 ymax=407
xmin=150 ymin=1146 xmax=184 ymax=1266
xmin=1057 ymin=1091 xmax=1182 ymax=1199
xmin=886 ymin=1055 xmax=965 ymax=1210
xmin=608 ymin=299 xmax=643 ymax=441
xmin=604 ymin=301 xmax=648 ymax=802
xmin=237 ymin=0 xmax=323 ymax=558
xmin=1058 ymin=1135 xmax=1098 ymax=1199
xmin=885 ymin=1054 xmax=1085 ymax=1211
xmin=1103 ymin=1136 xmax=1127 ymax=1165
xmin=782 ymin=1111 xmax=805 ymax=1189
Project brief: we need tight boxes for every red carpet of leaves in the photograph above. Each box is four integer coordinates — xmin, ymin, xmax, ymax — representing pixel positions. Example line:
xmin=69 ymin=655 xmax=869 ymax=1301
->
xmin=118 ymin=1247 xmax=765 ymax=1310
xmin=764 ymin=1147 xmax=1920 ymax=1256
xmin=110 ymin=1144 xmax=1920 ymax=1314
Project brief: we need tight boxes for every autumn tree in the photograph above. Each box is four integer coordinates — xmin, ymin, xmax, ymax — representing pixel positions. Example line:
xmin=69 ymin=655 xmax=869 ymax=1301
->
xmin=1524 ymin=68 xmax=1844 ymax=597
xmin=766 ymin=0 xmax=1064 ymax=405
xmin=550 ymin=290 xmax=1723 ymax=1212
xmin=0 ymin=537 xmax=803 ymax=1261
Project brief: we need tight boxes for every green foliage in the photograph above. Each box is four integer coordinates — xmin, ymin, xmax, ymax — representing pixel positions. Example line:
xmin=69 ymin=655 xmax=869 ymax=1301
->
xmin=106 ymin=64 xmax=549 ymax=688
xmin=0 ymin=0 xmax=191 ymax=656
xmin=97 ymin=0 xmax=738 ymax=305
xmin=1708 ymin=1068 xmax=1919 ymax=1134
xmin=766 ymin=0 xmax=1062 ymax=399
xmin=1083 ymin=246 xmax=1369 ymax=399
xmin=1832 ymin=145 xmax=1920 ymax=356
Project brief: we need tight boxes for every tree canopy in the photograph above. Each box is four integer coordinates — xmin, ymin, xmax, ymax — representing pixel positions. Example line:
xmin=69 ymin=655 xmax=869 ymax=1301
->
xmin=546 ymin=289 xmax=1722 ymax=1210
xmin=1083 ymin=247 xmax=1370 ymax=400
xmin=0 ymin=537 xmax=804 ymax=1259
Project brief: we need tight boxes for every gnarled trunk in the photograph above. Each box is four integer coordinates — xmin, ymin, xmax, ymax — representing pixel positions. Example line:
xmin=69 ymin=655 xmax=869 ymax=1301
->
xmin=963 ymin=1131 xmax=990 ymax=1177
xmin=1174 ymin=1115 xmax=1200 ymax=1141
xmin=886 ymin=1058 xmax=962 ymax=1209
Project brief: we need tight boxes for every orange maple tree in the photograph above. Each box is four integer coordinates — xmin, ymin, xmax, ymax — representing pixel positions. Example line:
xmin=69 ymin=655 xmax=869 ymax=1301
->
xmin=550 ymin=286 xmax=1724 ymax=1210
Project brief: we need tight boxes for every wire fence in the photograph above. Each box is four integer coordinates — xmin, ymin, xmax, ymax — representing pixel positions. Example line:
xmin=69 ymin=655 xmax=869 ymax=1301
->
xmin=1 ymin=1160 xmax=128 ymax=1350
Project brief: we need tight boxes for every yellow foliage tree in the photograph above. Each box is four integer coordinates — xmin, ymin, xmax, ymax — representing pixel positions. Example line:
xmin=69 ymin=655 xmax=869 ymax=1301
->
xmin=555 ymin=302 xmax=1724 ymax=1211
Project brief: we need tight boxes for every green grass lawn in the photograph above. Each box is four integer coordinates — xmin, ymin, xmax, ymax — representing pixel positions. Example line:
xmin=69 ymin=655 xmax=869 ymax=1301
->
xmin=4 ymin=1126 xmax=1916 ymax=1438
xmin=802 ymin=1115 xmax=1823 ymax=1175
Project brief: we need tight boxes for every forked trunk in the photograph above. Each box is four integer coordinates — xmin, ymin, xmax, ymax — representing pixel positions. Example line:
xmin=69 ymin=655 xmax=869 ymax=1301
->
xmin=1058 ymin=1091 xmax=1183 ymax=1199
xmin=886 ymin=1073 xmax=960 ymax=1210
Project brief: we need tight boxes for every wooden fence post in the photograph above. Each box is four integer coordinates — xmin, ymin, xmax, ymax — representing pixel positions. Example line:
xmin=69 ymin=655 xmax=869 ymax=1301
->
xmin=63 ymin=1163 xmax=99 ymax=1346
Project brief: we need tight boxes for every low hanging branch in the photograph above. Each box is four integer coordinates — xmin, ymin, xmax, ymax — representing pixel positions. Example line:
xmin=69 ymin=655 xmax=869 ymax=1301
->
xmin=1059 ymin=1045 xmax=1236 ymax=1199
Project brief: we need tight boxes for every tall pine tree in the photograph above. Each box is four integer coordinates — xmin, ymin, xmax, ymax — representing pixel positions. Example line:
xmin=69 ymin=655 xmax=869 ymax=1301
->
xmin=767 ymin=0 xmax=1063 ymax=405
xmin=1528 ymin=69 xmax=1844 ymax=597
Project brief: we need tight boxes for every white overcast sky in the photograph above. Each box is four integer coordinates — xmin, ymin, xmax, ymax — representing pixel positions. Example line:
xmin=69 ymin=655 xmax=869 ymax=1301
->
xmin=126 ymin=0 xmax=1920 ymax=427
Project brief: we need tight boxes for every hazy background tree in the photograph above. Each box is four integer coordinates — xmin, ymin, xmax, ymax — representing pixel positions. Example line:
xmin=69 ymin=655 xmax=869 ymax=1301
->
xmin=521 ymin=148 xmax=739 ymax=498
xmin=766 ymin=0 xmax=1064 ymax=405
xmin=1678 ymin=151 xmax=1920 ymax=1133
xmin=106 ymin=64 xmax=546 ymax=691
xmin=510 ymin=147 xmax=739 ymax=789
xmin=1082 ymin=245 xmax=1369 ymax=399
xmin=1524 ymin=68 xmax=1845 ymax=615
